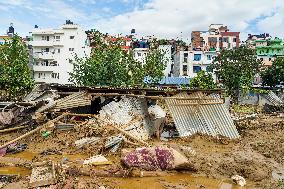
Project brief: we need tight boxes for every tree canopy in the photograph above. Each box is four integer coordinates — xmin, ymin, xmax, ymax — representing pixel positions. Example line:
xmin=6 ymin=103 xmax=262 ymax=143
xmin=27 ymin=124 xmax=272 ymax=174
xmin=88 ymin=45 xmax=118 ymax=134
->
xmin=0 ymin=35 xmax=34 ymax=100
xmin=70 ymin=31 xmax=167 ymax=87
xmin=189 ymin=70 xmax=216 ymax=89
xmin=210 ymin=46 xmax=262 ymax=100
xmin=261 ymin=57 xmax=284 ymax=87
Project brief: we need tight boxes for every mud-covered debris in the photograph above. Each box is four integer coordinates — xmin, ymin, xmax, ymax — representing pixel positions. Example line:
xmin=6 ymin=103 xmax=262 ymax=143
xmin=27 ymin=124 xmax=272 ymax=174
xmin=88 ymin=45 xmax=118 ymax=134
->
xmin=105 ymin=135 xmax=123 ymax=152
xmin=83 ymin=155 xmax=112 ymax=165
xmin=29 ymin=161 xmax=57 ymax=188
xmin=231 ymin=175 xmax=246 ymax=186
xmin=56 ymin=123 xmax=75 ymax=131
xmin=75 ymin=137 xmax=101 ymax=149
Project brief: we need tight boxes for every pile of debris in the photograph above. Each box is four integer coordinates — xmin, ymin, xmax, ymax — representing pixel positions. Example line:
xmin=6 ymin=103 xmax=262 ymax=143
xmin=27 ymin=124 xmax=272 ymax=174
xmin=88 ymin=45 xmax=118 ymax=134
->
xmin=0 ymin=84 xmax=244 ymax=188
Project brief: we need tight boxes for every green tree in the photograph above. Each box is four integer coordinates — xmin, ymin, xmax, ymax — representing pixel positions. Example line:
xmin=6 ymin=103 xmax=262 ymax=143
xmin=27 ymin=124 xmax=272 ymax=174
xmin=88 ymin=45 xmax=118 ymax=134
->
xmin=210 ymin=46 xmax=262 ymax=101
xmin=189 ymin=70 xmax=216 ymax=89
xmin=0 ymin=35 xmax=34 ymax=100
xmin=261 ymin=57 xmax=284 ymax=87
xmin=70 ymin=31 xmax=167 ymax=87
xmin=143 ymin=49 xmax=167 ymax=84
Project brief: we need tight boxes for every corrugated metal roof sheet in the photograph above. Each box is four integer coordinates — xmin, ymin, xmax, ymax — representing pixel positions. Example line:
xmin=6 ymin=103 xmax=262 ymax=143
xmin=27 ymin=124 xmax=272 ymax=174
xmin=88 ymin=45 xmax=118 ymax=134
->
xmin=165 ymin=92 xmax=239 ymax=139
xmin=144 ymin=77 xmax=190 ymax=85
xmin=265 ymin=91 xmax=284 ymax=106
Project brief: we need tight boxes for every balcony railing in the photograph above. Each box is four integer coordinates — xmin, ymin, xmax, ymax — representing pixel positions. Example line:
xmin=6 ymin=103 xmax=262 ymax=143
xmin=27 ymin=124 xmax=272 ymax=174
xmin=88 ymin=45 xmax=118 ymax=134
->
xmin=33 ymin=52 xmax=55 ymax=60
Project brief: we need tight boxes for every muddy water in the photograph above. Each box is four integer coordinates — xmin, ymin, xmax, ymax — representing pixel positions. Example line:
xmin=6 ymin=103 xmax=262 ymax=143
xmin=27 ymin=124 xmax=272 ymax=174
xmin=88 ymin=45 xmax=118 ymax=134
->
xmin=106 ymin=174 xmax=251 ymax=189
xmin=0 ymin=166 xmax=31 ymax=176
xmin=1 ymin=152 xmax=253 ymax=189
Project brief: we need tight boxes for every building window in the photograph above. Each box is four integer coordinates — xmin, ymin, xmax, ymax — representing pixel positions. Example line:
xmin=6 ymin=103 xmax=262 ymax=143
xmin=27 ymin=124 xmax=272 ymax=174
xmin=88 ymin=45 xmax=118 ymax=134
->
xmin=58 ymin=49 xmax=60 ymax=53
xmin=193 ymin=66 xmax=201 ymax=73
xmin=43 ymin=60 xmax=48 ymax=66
xmin=183 ymin=65 xmax=188 ymax=76
xmin=38 ymin=72 xmax=46 ymax=79
xmin=70 ymin=36 xmax=75 ymax=39
xmin=269 ymin=58 xmax=272 ymax=61
xmin=45 ymin=48 xmax=49 ymax=52
xmin=137 ymin=52 xmax=141 ymax=57
xmin=50 ymin=61 xmax=58 ymax=66
xmin=223 ymin=38 xmax=228 ymax=42
xmin=184 ymin=53 xmax=188 ymax=62
xmin=55 ymin=36 xmax=60 ymax=41
xmin=69 ymin=48 xmax=74 ymax=51
xmin=206 ymin=66 xmax=211 ymax=72
xmin=51 ymin=73 xmax=59 ymax=79
xmin=194 ymin=54 xmax=201 ymax=61
xmin=207 ymin=55 xmax=212 ymax=60
xmin=233 ymin=38 xmax=237 ymax=42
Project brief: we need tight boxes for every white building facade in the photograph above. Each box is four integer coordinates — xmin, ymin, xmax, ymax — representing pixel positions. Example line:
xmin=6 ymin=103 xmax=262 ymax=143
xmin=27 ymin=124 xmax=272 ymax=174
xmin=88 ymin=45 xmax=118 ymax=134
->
xmin=173 ymin=50 xmax=217 ymax=79
xmin=29 ymin=22 xmax=91 ymax=84
xmin=158 ymin=45 xmax=173 ymax=77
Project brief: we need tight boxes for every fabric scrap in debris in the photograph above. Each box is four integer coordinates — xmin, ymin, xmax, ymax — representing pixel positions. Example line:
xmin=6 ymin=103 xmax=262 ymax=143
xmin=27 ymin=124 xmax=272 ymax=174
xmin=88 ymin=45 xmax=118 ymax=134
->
xmin=122 ymin=146 xmax=189 ymax=171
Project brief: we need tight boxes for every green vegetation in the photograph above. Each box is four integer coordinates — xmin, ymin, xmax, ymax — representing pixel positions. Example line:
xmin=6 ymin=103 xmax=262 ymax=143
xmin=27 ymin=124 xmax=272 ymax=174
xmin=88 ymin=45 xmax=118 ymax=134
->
xmin=0 ymin=35 xmax=34 ymax=100
xmin=261 ymin=57 xmax=284 ymax=87
xmin=70 ymin=31 xmax=167 ymax=87
xmin=210 ymin=46 xmax=262 ymax=101
xmin=189 ymin=70 xmax=216 ymax=89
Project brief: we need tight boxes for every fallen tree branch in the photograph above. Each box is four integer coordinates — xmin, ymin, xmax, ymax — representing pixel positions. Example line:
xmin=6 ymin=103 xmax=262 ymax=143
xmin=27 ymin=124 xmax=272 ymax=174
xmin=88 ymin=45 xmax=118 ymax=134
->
xmin=0 ymin=113 xmax=67 ymax=149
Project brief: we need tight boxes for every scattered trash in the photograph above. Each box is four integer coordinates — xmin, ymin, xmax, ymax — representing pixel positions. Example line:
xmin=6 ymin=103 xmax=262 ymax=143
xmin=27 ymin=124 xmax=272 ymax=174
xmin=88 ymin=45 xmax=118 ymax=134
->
xmin=83 ymin=155 xmax=112 ymax=165
xmin=41 ymin=131 xmax=52 ymax=138
xmin=231 ymin=175 xmax=246 ymax=187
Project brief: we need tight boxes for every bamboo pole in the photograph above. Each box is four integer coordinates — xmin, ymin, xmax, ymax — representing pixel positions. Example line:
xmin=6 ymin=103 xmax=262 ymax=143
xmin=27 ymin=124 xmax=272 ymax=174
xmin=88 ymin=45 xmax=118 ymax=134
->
xmin=0 ymin=125 xmax=29 ymax=133
xmin=0 ymin=113 xmax=67 ymax=149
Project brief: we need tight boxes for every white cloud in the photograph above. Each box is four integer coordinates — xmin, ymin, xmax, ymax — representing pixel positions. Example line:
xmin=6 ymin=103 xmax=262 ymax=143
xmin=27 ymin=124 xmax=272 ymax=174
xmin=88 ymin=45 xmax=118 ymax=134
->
xmin=95 ymin=0 xmax=282 ymax=40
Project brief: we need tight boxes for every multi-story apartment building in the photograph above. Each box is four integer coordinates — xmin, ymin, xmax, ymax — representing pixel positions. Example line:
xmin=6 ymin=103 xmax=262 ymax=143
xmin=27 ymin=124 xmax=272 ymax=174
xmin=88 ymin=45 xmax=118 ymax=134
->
xmin=132 ymin=40 xmax=150 ymax=65
xmin=0 ymin=23 xmax=15 ymax=45
xmin=173 ymin=49 xmax=217 ymax=79
xmin=29 ymin=21 xmax=91 ymax=84
xmin=171 ymin=24 xmax=240 ymax=80
xmin=0 ymin=36 xmax=11 ymax=45
xmin=246 ymin=33 xmax=271 ymax=49
xmin=192 ymin=24 xmax=240 ymax=51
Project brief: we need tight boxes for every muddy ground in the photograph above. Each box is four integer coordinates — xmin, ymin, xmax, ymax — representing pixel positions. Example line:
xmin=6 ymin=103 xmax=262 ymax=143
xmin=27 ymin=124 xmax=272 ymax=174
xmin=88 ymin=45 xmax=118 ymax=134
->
xmin=0 ymin=113 xmax=283 ymax=189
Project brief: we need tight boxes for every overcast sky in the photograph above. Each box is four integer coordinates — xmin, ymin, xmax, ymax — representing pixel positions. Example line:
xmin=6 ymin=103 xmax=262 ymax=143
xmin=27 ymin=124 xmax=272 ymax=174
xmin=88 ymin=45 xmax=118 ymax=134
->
xmin=0 ymin=0 xmax=283 ymax=41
